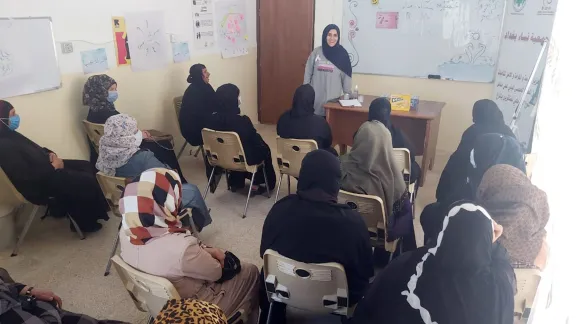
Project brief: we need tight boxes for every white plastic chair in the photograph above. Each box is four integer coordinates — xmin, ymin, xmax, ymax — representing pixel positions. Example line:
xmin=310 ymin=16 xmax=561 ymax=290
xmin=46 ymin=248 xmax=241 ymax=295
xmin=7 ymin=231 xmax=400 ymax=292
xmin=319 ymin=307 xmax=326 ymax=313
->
xmin=201 ymin=128 xmax=271 ymax=218
xmin=1 ymin=167 xmax=84 ymax=257
xmin=275 ymin=137 xmax=318 ymax=202
xmin=338 ymin=190 xmax=398 ymax=255
xmin=393 ymin=148 xmax=416 ymax=218
xmin=263 ymin=249 xmax=354 ymax=321
xmin=82 ymin=120 xmax=105 ymax=154
xmin=514 ymin=268 xmax=542 ymax=321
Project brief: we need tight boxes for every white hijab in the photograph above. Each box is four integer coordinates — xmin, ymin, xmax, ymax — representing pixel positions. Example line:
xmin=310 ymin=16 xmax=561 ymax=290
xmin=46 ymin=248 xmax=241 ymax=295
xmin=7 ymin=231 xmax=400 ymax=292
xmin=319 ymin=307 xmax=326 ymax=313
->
xmin=96 ymin=114 xmax=142 ymax=175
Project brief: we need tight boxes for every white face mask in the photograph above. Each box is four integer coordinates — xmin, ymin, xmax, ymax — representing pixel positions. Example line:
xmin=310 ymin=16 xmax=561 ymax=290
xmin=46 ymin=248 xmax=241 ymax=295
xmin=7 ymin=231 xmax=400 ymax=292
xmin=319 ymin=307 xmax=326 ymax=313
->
xmin=238 ymin=95 xmax=242 ymax=107
xmin=134 ymin=130 xmax=143 ymax=146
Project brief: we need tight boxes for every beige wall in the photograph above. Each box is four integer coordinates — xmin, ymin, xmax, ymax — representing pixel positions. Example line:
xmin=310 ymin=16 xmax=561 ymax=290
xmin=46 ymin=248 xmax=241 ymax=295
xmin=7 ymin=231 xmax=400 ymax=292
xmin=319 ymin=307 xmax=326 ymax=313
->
xmin=7 ymin=51 xmax=258 ymax=160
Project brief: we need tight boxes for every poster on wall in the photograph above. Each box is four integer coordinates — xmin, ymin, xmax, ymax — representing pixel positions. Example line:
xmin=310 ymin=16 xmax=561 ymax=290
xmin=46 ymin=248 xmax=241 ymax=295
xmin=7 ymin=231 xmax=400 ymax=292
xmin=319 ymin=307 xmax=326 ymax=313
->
xmin=80 ymin=48 xmax=109 ymax=74
xmin=172 ymin=42 xmax=191 ymax=63
xmin=111 ymin=16 xmax=131 ymax=66
xmin=493 ymin=0 xmax=557 ymax=151
xmin=192 ymin=0 xmax=216 ymax=49
xmin=125 ymin=11 xmax=169 ymax=72
xmin=215 ymin=0 xmax=249 ymax=58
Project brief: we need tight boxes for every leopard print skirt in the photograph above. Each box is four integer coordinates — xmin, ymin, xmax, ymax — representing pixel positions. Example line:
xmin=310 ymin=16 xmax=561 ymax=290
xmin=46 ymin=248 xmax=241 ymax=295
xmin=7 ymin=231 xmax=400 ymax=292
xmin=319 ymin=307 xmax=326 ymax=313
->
xmin=154 ymin=299 xmax=227 ymax=324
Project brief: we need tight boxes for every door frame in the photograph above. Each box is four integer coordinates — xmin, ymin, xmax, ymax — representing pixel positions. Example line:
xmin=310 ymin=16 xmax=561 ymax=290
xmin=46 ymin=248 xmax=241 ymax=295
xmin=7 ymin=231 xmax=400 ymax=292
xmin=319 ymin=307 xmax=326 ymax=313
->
xmin=256 ymin=0 xmax=316 ymax=123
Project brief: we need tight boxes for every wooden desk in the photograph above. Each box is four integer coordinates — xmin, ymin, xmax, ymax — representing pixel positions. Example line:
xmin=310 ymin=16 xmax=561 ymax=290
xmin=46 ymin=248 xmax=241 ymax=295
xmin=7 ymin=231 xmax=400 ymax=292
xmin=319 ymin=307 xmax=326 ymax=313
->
xmin=324 ymin=96 xmax=445 ymax=186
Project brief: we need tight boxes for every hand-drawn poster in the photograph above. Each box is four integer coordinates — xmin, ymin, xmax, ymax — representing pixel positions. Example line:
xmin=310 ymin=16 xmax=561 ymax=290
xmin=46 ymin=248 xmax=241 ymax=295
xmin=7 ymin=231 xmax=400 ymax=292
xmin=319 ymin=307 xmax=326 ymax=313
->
xmin=192 ymin=0 xmax=216 ymax=49
xmin=376 ymin=12 xmax=399 ymax=29
xmin=172 ymin=42 xmax=191 ymax=63
xmin=80 ymin=48 xmax=108 ymax=74
xmin=111 ymin=17 xmax=130 ymax=66
xmin=215 ymin=0 xmax=249 ymax=58
xmin=125 ymin=11 xmax=169 ymax=72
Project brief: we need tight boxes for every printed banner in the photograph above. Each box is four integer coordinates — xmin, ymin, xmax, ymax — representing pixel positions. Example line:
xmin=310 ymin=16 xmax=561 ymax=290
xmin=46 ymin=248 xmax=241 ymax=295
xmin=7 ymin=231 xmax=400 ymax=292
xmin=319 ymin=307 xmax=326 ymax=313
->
xmin=111 ymin=16 xmax=131 ymax=66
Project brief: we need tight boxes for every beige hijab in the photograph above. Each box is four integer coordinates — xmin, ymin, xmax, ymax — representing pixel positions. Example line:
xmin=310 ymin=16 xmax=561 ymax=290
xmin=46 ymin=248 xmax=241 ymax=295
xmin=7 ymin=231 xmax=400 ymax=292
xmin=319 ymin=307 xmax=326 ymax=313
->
xmin=477 ymin=164 xmax=549 ymax=267
xmin=340 ymin=121 xmax=406 ymax=216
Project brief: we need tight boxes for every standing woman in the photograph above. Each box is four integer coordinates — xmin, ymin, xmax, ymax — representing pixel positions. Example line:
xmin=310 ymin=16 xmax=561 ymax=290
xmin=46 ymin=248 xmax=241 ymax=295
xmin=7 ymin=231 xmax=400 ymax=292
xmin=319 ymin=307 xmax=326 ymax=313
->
xmin=304 ymin=24 xmax=352 ymax=117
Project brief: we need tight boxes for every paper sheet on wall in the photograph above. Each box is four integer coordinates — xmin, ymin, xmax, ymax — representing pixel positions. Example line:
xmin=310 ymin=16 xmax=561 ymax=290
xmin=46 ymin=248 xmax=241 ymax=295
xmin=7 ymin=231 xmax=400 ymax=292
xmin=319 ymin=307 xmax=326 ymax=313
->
xmin=215 ymin=0 xmax=249 ymax=58
xmin=125 ymin=11 xmax=169 ymax=72
xmin=192 ymin=0 xmax=215 ymax=49
xmin=111 ymin=17 xmax=130 ymax=66
xmin=80 ymin=48 xmax=108 ymax=74
xmin=172 ymin=42 xmax=191 ymax=63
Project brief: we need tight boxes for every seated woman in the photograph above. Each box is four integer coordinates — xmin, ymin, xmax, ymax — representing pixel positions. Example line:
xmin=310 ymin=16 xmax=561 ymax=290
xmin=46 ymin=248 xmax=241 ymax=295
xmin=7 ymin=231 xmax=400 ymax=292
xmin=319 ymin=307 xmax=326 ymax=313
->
xmin=82 ymin=74 xmax=186 ymax=181
xmin=206 ymin=84 xmax=276 ymax=193
xmin=0 ymin=100 xmax=109 ymax=233
xmin=368 ymin=97 xmax=421 ymax=184
xmin=119 ymin=168 xmax=259 ymax=323
xmin=477 ymin=164 xmax=549 ymax=270
xmin=259 ymin=150 xmax=373 ymax=324
xmin=436 ymin=99 xmax=515 ymax=203
xmin=340 ymin=120 xmax=416 ymax=253
xmin=351 ymin=201 xmax=515 ymax=324
xmin=277 ymin=84 xmax=336 ymax=155
xmin=421 ymin=133 xmax=526 ymax=244
xmin=96 ymin=114 xmax=211 ymax=230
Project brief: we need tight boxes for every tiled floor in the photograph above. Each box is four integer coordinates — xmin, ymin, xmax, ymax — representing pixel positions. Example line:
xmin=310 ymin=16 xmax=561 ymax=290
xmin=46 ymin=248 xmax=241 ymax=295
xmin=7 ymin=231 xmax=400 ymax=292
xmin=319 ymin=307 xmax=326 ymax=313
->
xmin=0 ymin=124 xmax=449 ymax=323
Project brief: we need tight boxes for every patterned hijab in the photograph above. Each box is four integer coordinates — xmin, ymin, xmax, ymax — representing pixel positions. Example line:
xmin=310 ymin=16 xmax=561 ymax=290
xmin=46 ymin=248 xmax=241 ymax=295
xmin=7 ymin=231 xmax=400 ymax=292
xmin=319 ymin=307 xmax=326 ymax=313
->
xmin=340 ymin=121 xmax=406 ymax=216
xmin=120 ymin=168 xmax=188 ymax=245
xmin=96 ymin=114 xmax=142 ymax=175
xmin=477 ymin=164 xmax=549 ymax=267
xmin=83 ymin=74 xmax=117 ymax=113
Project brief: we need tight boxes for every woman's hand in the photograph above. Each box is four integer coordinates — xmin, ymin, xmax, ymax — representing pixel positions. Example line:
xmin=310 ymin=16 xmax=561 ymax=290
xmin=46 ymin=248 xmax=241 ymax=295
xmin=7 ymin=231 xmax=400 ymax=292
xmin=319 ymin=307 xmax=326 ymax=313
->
xmin=50 ymin=154 xmax=64 ymax=170
xmin=205 ymin=247 xmax=226 ymax=267
xmin=20 ymin=286 xmax=63 ymax=308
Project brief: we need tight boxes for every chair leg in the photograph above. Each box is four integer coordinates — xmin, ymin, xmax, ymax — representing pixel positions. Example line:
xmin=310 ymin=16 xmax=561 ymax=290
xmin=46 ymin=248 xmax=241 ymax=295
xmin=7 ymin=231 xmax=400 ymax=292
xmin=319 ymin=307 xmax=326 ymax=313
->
xmin=147 ymin=315 xmax=154 ymax=324
xmin=194 ymin=146 xmax=202 ymax=158
xmin=262 ymin=164 xmax=271 ymax=198
xmin=287 ymin=176 xmax=291 ymax=195
xmin=104 ymin=222 xmax=122 ymax=276
xmin=11 ymin=205 xmax=40 ymax=257
xmin=274 ymin=174 xmax=284 ymax=203
xmin=68 ymin=215 xmax=86 ymax=240
xmin=203 ymin=167 xmax=216 ymax=200
xmin=243 ymin=172 xmax=257 ymax=219
xmin=176 ymin=142 xmax=188 ymax=159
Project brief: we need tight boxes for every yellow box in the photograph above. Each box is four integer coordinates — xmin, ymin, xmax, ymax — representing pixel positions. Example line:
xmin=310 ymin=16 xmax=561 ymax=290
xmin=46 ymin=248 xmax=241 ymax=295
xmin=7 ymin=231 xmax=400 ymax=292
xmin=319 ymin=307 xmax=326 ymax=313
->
xmin=390 ymin=94 xmax=411 ymax=112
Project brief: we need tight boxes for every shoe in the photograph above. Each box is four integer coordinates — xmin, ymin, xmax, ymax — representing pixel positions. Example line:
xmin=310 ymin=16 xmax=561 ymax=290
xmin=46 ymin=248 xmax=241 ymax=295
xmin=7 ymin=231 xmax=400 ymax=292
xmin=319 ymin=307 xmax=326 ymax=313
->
xmin=209 ymin=172 xmax=222 ymax=193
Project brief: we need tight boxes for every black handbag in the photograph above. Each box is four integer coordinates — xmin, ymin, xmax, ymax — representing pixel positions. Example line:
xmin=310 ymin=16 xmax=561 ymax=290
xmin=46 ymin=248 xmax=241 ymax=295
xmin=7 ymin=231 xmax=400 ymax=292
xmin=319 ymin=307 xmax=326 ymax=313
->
xmin=215 ymin=251 xmax=242 ymax=284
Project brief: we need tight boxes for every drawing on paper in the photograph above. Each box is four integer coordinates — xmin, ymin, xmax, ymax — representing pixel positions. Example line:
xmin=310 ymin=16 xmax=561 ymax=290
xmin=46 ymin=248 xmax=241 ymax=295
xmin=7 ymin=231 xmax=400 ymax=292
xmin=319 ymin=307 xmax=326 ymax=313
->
xmin=136 ymin=20 xmax=161 ymax=55
xmin=0 ymin=49 xmax=14 ymax=77
xmin=376 ymin=12 xmax=399 ymax=29
xmin=172 ymin=42 xmax=190 ymax=63
xmin=80 ymin=48 xmax=108 ymax=74
xmin=346 ymin=0 xmax=360 ymax=67
xmin=512 ymin=0 xmax=527 ymax=12
xmin=478 ymin=0 xmax=503 ymax=21
xmin=215 ymin=0 xmax=249 ymax=58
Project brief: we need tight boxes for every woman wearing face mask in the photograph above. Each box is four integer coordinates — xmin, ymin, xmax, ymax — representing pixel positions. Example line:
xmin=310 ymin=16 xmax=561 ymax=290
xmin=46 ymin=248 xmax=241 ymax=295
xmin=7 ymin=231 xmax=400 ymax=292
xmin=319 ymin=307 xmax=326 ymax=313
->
xmin=82 ymin=74 xmax=187 ymax=182
xmin=304 ymin=24 xmax=352 ymax=117
xmin=97 ymin=114 xmax=211 ymax=230
xmin=207 ymin=84 xmax=276 ymax=193
xmin=0 ymin=100 xmax=109 ymax=233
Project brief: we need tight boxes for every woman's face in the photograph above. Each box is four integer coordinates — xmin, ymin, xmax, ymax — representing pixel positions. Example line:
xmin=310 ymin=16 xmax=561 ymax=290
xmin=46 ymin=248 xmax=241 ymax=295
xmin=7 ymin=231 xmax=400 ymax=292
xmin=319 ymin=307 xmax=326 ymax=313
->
xmin=109 ymin=83 xmax=117 ymax=91
xmin=326 ymin=29 xmax=339 ymax=47
xmin=202 ymin=68 xmax=210 ymax=84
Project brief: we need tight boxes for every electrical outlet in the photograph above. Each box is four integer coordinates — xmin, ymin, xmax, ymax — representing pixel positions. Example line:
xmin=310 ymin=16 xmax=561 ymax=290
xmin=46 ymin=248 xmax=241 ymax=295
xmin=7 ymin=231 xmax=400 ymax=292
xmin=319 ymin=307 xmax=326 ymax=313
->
xmin=61 ymin=42 xmax=74 ymax=54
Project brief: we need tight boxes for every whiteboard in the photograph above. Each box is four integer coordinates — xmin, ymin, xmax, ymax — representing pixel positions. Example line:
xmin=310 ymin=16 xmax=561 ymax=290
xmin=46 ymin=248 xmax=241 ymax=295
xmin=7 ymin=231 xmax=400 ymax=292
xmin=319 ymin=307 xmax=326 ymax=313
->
xmin=0 ymin=17 xmax=61 ymax=99
xmin=341 ymin=0 xmax=505 ymax=82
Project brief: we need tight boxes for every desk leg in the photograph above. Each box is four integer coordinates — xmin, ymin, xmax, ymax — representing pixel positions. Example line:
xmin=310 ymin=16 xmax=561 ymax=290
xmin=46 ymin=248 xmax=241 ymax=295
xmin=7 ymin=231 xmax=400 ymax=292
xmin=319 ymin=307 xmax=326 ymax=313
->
xmin=420 ymin=121 xmax=432 ymax=187
xmin=427 ymin=116 xmax=441 ymax=171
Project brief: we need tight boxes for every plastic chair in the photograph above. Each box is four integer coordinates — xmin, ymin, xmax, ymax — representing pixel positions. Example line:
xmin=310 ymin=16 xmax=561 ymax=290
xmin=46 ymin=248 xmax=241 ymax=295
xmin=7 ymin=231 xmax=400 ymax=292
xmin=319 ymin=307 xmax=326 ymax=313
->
xmin=96 ymin=172 xmax=127 ymax=276
xmin=514 ymin=268 xmax=542 ymax=320
xmin=201 ymin=128 xmax=271 ymax=218
xmin=263 ymin=249 xmax=354 ymax=321
xmin=392 ymin=148 xmax=416 ymax=219
xmin=1 ymin=167 xmax=84 ymax=257
xmin=524 ymin=153 xmax=537 ymax=180
xmin=275 ymin=138 xmax=318 ymax=202
xmin=82 ymin=120 xmax=105 ymax=154
xmin=173 ymin=96 xmax=202 ymax=160
xmin=338 ymin=190 xmax=398 ymax=255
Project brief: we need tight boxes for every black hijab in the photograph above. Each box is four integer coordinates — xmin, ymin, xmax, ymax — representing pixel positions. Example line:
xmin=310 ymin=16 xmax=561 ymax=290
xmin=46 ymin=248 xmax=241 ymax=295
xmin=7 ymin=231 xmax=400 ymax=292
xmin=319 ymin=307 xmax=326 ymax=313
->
xmin=322 ymin=24 xmax=352 ymax=77
xmin=290 ymin=84 xmax=315 ymax=118
xmin=187 ymin=63 xmax=206 ymax=84
xmin=468 ymin=133 xmax=526 ymax=195
xmin=297 ymin=150 xmax=341 ymax=203
xmin=0 ymin=100 xmax=14 ymax=133
xmin=473 ymin=99 xmax=505 ymax=125
xmin=215 ymin=83 xmax=241 ymax=115
xmin=368 ymin=97 xmax=392 ymax=128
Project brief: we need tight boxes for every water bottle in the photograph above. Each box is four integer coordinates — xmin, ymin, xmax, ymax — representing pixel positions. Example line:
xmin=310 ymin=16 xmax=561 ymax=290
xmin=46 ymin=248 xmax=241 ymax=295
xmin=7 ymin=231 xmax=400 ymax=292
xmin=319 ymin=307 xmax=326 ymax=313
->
xmin=353 ymin=85 xmax=359 ymax=99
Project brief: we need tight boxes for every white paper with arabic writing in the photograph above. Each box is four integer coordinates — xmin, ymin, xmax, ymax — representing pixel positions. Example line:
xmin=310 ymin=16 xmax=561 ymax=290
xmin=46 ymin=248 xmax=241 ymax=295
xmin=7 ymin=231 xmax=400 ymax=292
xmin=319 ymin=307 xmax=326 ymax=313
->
xmin=125 ymin=11 xmax=169 ymax=72
xmin=192 ymin=0 xmax=216 ymax=49
xmin=81 ymin=48 xmax=109 ymax=74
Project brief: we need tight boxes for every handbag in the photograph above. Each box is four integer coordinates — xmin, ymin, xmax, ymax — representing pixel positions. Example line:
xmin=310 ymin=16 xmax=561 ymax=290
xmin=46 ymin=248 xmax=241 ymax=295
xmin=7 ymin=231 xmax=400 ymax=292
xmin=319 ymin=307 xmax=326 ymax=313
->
xmin=215 ymin=251 xmax=242 ymax=284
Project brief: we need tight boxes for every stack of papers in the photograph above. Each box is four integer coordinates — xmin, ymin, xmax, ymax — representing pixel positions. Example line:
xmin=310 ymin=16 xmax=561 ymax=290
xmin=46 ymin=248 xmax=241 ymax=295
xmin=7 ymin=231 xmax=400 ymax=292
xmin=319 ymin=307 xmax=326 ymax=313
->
xmin=339 ymin=99 xmax=362 ymax=107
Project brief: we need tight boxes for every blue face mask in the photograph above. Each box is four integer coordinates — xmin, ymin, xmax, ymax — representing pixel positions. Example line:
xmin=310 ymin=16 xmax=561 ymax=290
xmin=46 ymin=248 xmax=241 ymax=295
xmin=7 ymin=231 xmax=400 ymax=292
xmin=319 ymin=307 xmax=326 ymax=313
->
xmin=1 ymin=115 xmax=20 ymax=131
xmin=107 ymin=91 xmax=118 ymax=103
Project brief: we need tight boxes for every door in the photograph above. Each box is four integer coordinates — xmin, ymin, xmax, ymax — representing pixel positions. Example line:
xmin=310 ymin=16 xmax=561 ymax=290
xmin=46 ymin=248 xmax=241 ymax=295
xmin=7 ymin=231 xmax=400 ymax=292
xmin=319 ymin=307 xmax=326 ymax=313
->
xmin=257 ymin=0 xmax=315 ymax=124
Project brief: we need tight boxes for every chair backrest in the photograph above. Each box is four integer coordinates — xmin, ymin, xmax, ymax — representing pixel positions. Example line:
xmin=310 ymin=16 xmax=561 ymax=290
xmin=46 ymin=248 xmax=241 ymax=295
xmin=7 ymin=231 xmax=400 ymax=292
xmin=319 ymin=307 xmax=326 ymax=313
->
xmin=96 ymin=172 xmax=127 ymax=217
xmin=524 ymin=153 xmax=537 ymax=180
xmin=83 ymin=120 xmax=105 ymax=154
xmin=0 ymin=166 xmax=28 ymax=205
xmin=276 ymin=137 xmax=318 ymax=178
xmin=173 ymin=96 xmax=183 ymax=124
xmin=338 ymin=190 xmax=396 ymax=252
xmin=263 ymin=249 xmax=351 ymax=317
xmin=201 ymin=128 xmax=258 ymax=173
xmin=392 ymin=148 xmax=411 ymax=185
xmin=111 ymin=255 xmax=181 ymax=317
xmin=514 ymin=268 xmax=542 ymax=318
